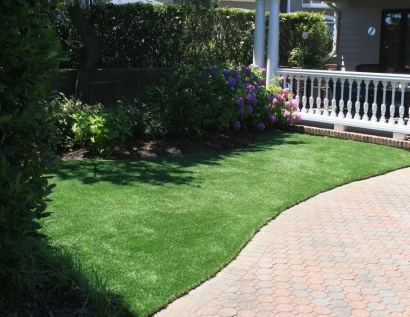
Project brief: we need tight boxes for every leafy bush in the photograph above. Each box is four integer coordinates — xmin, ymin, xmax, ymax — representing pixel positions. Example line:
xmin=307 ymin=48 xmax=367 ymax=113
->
xmin=45 ymin=94 xmax=141 ymax=154
xmin=72 ymin=109 xmax=133 ymax=157
xmin=283 ymin=11 xmax=333 ymax=68
xmin=45 ymin=94 xmax=106 ymax=151
xmin=143 ymin=63 xmax=301 ymax=138
xmin=143 ymin=64 xmax=236 ymax=138
xmin=222 ymin=65 xmax=300 ymax=131
xmin=55 ymin=5 xmax=331 ymax=69
xmin=0 ymin=0 xmax=62 ymax=275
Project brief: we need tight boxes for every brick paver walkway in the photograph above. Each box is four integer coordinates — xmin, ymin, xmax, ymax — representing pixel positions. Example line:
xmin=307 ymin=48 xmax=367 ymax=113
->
xmin=154 ymin=168 xmax=410 ymax=317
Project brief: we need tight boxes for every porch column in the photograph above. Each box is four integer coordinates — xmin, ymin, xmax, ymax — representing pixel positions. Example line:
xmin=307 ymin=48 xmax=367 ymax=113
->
xmin=253 ymin=0 xmax=266 ymax=69
xmin=266 ymin=0 xmax=280 ymax=88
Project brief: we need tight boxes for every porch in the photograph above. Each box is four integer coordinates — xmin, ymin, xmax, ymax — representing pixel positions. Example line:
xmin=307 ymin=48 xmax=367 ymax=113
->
xmin=255 ymin=0 xmax=410 ymax=139
xmin=276 ymin=68 xmax=410 ymax=140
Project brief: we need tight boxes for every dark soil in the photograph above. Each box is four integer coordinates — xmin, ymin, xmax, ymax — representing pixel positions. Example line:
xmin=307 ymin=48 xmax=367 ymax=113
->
xmin=57 ymin=129 xmax=258 ymax=160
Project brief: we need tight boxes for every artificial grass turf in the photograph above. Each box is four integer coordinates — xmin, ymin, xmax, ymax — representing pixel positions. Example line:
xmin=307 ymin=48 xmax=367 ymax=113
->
xmin=42 ymin=130 xmax=410 ymax=316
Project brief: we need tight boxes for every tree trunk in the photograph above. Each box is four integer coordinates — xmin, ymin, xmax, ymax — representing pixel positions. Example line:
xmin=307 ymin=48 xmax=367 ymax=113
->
xmin=67 ymin=1 xmax=102 ymax=104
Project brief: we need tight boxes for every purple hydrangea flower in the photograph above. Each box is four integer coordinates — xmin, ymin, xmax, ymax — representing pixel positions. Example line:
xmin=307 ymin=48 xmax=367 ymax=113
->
xmin=222 ymin=70 xmax=230 ymax=80
xmin=285 ymin=101 xmax=292 ymax=110
xmin=245 ymin=68 xmax=251 ymax=76
xmin=258 ymin=122 xmax=265 ymax=132
xmin=254 ymin=84 xmax=260 ymax=91
xmin=291 ymin=99 xmax=298 ymax=109
xmin=228 ymin=78 xmax=236 ymax=87
xmin=251 ymin=98 xmax=257 ymax=105
xmin=253 ymin=75 xmax=258 ymax=81
xmin=208 ymin=65 xmax=217 ymax=76
xmin=234 ymin=121 xmax=241 ymax=129
xmin=246 ymin=106 xmax=253 ymax=113
xmin=241 ymin=65 xmax=248 ymax=71
xmin=264 ymin=104 xmax=269 ymax=110
xmin=238 ymin=107 xmax=245 ymax=114
xmin=249 ymin=85 xmax=255 ymax=93
xmin=284 ymin=110 xmax=291 ymax=119
xmin=235 ymin=97 xmax=244 ymax=106
xmin=234 ymin=73 xmax=241 ymax=81
xmin=266 ymin=94 xmax=272 ymax=100
xmin=268 ymin=114 xmax=277 ymax=123
xmin=294 ymin=112 xmax=302 ymax=121
xmin=276 ymin=94 xmax=282 ymax=102
xmin=229 ymin=66 xmax=235 ymax=71
xmin=246 ymin=93 xmax=253 ymax=102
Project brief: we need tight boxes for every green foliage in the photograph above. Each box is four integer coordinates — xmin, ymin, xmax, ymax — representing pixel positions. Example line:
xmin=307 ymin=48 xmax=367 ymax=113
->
xmin=45 ymin=94 xmax=141 ymax=154
xmin=143 ymin=64 xmax=235 ymax=138
xmin=54 ymin=4 xmax=331 ymax=69
xmin=0 ymin=0 xmax=62 ymax=276
xmin=45 ymin=94 xmax=106 ymax=151
xmin=173 ymin=0 xmax=219 ymax=9
xmin=280 ymin=11 xmax=332 ymax=67
xmin=72 ymin=109 xmax=133 ymax=157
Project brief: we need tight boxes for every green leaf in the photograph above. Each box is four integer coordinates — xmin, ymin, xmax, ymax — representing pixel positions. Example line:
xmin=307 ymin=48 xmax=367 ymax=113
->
xmin=0 ymin=114 xmax=12 ymax=123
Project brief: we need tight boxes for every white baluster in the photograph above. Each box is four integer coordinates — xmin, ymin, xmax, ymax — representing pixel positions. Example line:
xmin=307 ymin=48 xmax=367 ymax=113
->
xmin=371 ymin=81 xmax=378 ymax=122
xmin=380 ymin=81 xmax=387 ymax=123
xmin=398 ymin=83 xmax=405 ymax=125
xmin=354 ymin=80 xmax=361 ymax=120
xmin=316 ymin=77 xmax=322 ymax=115
xmin=363 ymin=80 xmax=370 ymax=121
xmin=295 ymin=76 xmax=301 ymax=111
xmin=331 ymin=79 xmax=337 ymax=117
xmin=308 ymin=77 xmax=314 ymax=114
xmin=346 ymin=78 xmax=353 ymax=119
xmin=388 ymin=82 xmax=396 ymax=124
xmin=323 ymin=77 xmax=329 ymax=116
xmin=338 ymin=79 xmax=345 ymax=118
xmin=301 ymin=77 xmax=307 ymax=113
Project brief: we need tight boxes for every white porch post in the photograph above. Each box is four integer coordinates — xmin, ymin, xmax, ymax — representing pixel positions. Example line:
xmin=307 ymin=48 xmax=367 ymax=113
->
xmin=266 ymin=0 xmax=280 ymax=88
xmin=253 ymin=0 xmax=266 ymax=69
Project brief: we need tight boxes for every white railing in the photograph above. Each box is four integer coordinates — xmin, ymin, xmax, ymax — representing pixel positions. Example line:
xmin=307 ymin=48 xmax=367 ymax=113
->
xmin=275 ymin=68 xmax=410 ymax=139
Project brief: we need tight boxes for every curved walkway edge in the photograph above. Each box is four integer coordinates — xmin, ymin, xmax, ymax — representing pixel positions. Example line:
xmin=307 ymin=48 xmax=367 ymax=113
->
xmin=154 ymin=168 xmax=410 ymax=317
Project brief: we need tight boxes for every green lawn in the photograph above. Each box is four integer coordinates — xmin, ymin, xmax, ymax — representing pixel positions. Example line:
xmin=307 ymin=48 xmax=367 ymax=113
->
xmin=42 ymin=130 xmax=410 ymax=316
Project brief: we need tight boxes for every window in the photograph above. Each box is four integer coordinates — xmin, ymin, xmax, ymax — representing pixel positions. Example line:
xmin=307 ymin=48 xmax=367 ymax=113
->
xmin=380 ymin=9 xmax=410 ymax=73
xmin=301 ymin=0 xmax=328 ymax=9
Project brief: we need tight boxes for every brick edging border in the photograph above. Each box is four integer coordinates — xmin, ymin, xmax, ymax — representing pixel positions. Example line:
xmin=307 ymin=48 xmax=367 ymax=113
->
xmin=275 ymin=123 xmax=410 ymax=149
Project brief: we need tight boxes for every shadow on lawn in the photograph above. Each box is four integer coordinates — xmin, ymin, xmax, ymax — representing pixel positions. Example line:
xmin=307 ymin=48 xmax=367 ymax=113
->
xmin=51 ymin=130 xmax=306 ymax=186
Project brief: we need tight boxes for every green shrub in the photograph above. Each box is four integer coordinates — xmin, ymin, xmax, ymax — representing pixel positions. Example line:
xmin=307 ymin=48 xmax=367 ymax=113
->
xmin=72 ymin=109 xmax=133 ymax=157
xmin=55 ymin=5 xmax=331 ymax=69
xmin=45 ymin=94 xmax=106 ymax=151
xmin=45 ymin=95 xmax=140 ymax=154
xmin=0 ymin=0 xmax=62 ymax=275
xmin=143 ymin=63 xmax=301 ymax=138
xmin=143 ymin=64 xmax=236 ymax=138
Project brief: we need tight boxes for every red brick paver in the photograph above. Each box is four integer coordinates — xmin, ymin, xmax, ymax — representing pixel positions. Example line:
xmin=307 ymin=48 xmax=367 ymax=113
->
xmin=154 ymin=168 xmax=410 ymax=316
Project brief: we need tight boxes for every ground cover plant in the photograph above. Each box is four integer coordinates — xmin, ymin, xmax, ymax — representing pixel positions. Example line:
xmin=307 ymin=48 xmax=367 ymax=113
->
xmin=42 ymin=130 xmax=410 ymax=316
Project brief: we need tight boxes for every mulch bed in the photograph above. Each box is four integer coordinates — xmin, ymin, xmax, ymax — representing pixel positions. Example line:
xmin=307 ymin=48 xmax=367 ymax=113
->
xmin=57 ymin=129 xmax=258 ymax=160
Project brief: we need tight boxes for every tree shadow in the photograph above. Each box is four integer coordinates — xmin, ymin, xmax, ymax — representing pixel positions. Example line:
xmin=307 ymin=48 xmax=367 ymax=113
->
xmin=50 ymin=130 xmax=307 ymax=187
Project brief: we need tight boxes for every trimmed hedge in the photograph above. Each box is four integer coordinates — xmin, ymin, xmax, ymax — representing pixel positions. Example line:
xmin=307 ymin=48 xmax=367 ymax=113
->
xmin=55 ymin=4 xmax=331 ymax=69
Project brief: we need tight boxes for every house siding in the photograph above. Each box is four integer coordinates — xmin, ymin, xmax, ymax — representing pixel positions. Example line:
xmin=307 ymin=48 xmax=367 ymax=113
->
xmin=289 ymin=0 xmax=333 ymax=15
xmin=333 ymin=0 xmax=410 ymax=71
